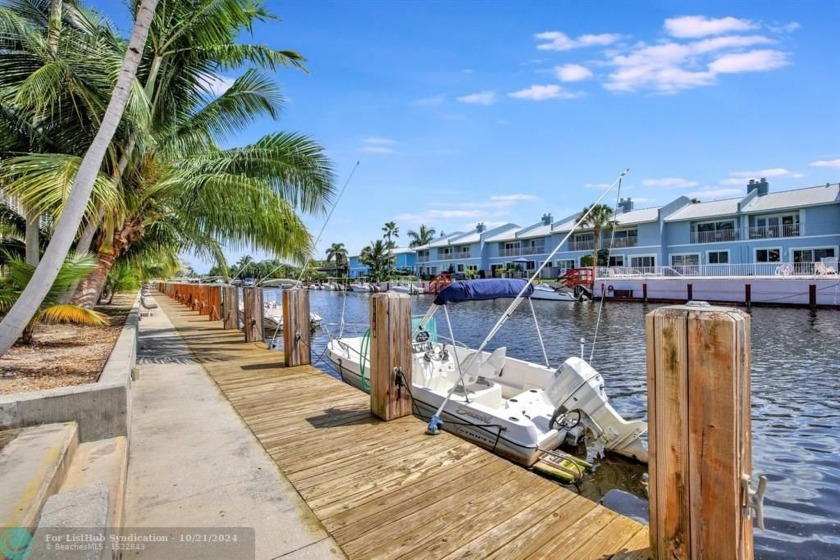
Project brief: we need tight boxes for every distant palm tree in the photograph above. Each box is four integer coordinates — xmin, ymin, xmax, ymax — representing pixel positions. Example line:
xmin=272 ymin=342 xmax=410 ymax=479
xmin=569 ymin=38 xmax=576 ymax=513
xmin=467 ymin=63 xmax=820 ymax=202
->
xmin=360 ymin=239 xmax=396 ymax=282
xmin=382 ymin=221 xmax=399 ymax=248
xmin=578 ymin=203 xmax=616 ymax=279
xmin=407 ymin=224 xmax=436 ymax=248
xmin=325 ymin=242 xmax=348 ymax=276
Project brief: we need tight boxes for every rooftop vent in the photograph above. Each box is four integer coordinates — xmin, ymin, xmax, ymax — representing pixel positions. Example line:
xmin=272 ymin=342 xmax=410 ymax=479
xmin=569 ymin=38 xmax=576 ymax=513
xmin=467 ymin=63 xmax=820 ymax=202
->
xmin=476 ymin=222 xmax=486 ymax=233
xmin=541 ymin=213 xmax=553 ymax=226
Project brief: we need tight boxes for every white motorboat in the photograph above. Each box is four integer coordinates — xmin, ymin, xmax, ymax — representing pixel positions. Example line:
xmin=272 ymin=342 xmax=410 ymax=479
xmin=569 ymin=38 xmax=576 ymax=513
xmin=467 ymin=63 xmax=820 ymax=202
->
xmin=349 ymin=282 xmax=374 ymax=292
xmin=530 ymin=283 xmax=577 ymax=301
xmin=239 ymin=300 xmax=322 ymax=333
xmin=389 ymin=283 xmax=424 ymax=295
xmin=326 ymin=278 xmax=647 ymax=468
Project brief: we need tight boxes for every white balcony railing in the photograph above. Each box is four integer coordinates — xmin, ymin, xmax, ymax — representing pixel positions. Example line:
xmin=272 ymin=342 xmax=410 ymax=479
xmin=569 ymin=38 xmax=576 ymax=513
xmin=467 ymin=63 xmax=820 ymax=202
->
xmin=748 ymin=224 xmax=800 ymax=239
xmin=690 ymin=229 xmax=739 ymax=244
xmin=596 ymin=262 xmax=836 ymax=279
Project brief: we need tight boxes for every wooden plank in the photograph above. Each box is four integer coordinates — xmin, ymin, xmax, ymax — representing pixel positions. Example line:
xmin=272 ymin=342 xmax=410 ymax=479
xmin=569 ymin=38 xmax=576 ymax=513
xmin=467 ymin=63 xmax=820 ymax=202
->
xmin=156 ymin=294 xmax=651 ymax=560
xmin=610 ymin=528 xmax=653 ymax=560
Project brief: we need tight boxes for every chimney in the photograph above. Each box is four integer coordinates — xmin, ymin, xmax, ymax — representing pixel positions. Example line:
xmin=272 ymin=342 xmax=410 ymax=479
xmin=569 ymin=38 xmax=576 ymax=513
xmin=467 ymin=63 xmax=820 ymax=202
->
xmin=541 ymin=213 xmax=552 ymax=226
xmin=747 ymin=178 xmax=769 ymax=196
xmin=617 ymin=197 xmax=633 ymax=214
xmin=476 ymin=222 xmax=486 ymax=233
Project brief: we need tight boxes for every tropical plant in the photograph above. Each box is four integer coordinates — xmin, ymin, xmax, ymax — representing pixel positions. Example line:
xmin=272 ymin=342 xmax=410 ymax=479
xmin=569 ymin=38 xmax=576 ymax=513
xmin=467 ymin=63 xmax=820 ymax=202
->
xmin=407 ymin=224 xmax=436 ymax=248
xmin=98 ymin=259 xmax=141 ymax=304
xmin=325 ymin=242 xmax=348 ymax=276
xmin=0 ymin=0 xmax=335 ymax=317
xmin=359 ymin=239 xmax=395 ymax=282
xmin=382 ymin=221 xmax=399 ymax=248
xmin=578 ymin=203 xmax=616 ymax=280
xmin=0 ymin=0 xmax=159 ymax=356
xmin=0 ymin=252 xmax=108 ymax=344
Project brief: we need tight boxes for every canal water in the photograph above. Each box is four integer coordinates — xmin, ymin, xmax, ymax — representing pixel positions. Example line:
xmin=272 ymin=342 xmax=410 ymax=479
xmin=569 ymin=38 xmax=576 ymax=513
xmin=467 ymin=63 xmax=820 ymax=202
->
xmin=266 ymin=288 xmax=840 ymax=559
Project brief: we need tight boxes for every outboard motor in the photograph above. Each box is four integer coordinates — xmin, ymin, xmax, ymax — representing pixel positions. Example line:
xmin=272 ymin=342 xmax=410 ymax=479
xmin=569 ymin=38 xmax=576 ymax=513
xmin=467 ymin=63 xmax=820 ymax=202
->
xmin=545 ymin=357 xmax=648 ymax=463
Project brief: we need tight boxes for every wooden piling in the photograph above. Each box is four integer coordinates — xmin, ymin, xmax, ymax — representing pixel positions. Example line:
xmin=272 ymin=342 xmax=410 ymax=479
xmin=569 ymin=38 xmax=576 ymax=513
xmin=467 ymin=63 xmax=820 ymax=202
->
xmin=646 ymin=303 xmax=753 ymax=560
xmin=745 ymin=284 xmax=752 ymax=311
xmin=221 ymin=286 xmax=239 ymax=330
xmin=369 ymin=292 xmax=413 ymax=421
xmin=643 ymin=282 xmax=648 ymax=303
xmin=687 ymin=283 xmax=693 ymax=301
xmin=282 ymin=288 xmax=311 ymax=367
xmin=809 ymin=284 xmax=817 ymax=309
xmin=242 ymin=287 xmax=263 ymax=343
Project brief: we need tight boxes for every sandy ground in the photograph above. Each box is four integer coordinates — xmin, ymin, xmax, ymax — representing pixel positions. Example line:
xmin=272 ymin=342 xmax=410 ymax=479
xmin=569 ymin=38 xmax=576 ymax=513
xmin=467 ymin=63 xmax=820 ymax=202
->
xmin=0 ymin=303 xmax=130 ymax=395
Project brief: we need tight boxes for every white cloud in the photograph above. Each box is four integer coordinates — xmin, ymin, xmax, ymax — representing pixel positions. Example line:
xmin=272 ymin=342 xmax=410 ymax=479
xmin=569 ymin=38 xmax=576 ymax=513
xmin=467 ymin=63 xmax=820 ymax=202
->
xmin=394 ymin=209 xmax=483 ymax=223
xmin=508 ymin=84 xmax=582 ymax=101
xmin=554 ymin=64 xmax=594 ymax=82
xmin=664 ymin=15 xmax=757 ymax=38
xmin=719 ymin=178 xmax=747 ymax=187
xmin=810 ymin=158 xmax=840 ymax=168
xmin=730 ymin=168 xmax=804 ymax=178
xmin=413 ymin=94 xmax=445 ymax=107
xmin=359 ymin=137 xmax=396 ymax=155
xmin=363 ymin=137 xmax=395 ymax=145
xmin=535 ymin=31 xmax=621 ymax=51
xmin=643 ymin=177 xmax=699 ymax=188
xmin=456 ymin=91 xmax=498 ymax=105
xmin=198 ymin=73 xmax=236 ymax=96
xmin=490 ymin=194 xmax=539 ymax=205
xmin=584 ymin=182 xmax=613 ymax=190
xmin=709 ymin=49 xmax=789 ymax=73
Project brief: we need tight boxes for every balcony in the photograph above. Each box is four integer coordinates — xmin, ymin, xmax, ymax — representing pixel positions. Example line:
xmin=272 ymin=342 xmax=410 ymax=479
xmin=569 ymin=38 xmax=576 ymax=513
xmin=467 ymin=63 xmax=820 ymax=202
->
xmin=439 ymin=251 xmax=472 ymax=260
xmin=610 ymin=236 xmax=638 ymax=248
xmin=499 ymin=248 xmax=521 ymax=257
xmin=748 ymin=224 xmax=800 ymax=239
xmin=568 ymin=240 xmax=595 ymax=251
xmin=690 ymin=229 xmax=739 ymax=244
xmin=417 ymin=256 xmax=430 ymax=263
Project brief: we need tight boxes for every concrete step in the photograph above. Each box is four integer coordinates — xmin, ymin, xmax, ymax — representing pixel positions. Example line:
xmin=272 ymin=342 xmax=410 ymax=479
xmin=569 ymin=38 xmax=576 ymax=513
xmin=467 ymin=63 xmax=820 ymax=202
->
xmin=60 ymin=436 xmax=129 ymax=531
xmin=0 ymin=422 xmax=79 ymax=531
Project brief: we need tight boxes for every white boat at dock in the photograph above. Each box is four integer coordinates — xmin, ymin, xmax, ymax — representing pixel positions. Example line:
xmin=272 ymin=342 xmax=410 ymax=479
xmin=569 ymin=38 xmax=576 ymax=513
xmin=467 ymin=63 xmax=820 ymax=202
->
xmin=327 ymin=278 xmax=647 ymax=468
xmin=530 ymin=283 xmax=578 ymax=301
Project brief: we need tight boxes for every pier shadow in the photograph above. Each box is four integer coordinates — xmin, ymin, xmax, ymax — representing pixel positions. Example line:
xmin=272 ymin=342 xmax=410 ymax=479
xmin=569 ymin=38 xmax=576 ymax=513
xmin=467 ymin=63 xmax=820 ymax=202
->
xmin=305 ymin=406 xmax=374 ymax=429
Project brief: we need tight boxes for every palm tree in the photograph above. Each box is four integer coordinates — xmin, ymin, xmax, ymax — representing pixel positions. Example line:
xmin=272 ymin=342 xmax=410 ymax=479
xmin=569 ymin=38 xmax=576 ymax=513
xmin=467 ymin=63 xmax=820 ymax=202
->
xmin=578 ymin=203 xmax=616 ymax=282
xmin=407 ymin=224 xmax=436 ymax=248
xmin=382 ymin=221 xmax=399 ymax=248
xmin=0 ymin=252 xmax=108 ymax=345
xmin=0 ymin=1 xmax=334 ymax=310
xmin=359 ymin=239 xmax=396 ymax=282
xmin=325 ymin=242 xmax=348 ymax=276
xmin=0 ymin=0 xmax=159 ymax=356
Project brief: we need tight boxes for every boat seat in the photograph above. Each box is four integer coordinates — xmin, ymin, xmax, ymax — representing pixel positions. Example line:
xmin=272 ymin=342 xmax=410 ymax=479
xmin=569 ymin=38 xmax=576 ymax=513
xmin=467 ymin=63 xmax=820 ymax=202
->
xmin=460 ymin=346 xmax=507 ymax=385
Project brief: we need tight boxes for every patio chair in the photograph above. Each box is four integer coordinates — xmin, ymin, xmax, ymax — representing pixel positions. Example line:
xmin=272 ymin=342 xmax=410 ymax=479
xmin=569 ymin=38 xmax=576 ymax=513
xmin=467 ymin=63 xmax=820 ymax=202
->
xmin=815 ymin=262 xmax=837 ymax=276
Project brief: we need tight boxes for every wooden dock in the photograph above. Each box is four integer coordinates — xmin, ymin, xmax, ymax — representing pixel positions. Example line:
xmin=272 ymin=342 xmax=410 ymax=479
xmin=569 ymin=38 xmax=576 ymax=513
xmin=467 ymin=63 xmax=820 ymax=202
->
xmin=156 ymin=295 xmax=650 ymax=559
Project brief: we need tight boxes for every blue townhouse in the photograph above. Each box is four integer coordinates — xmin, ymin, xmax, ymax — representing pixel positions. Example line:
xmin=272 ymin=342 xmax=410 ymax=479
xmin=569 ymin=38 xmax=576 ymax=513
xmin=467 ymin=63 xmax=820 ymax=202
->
xmin=347 ymin=246 xmax=418 ymax=278
xmin=399 ymin=180 xmax=840 ymax=278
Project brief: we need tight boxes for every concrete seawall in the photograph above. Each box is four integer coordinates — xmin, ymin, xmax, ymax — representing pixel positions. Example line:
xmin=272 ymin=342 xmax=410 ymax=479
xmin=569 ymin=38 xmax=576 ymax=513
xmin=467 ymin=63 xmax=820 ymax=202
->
xmin=0 ymin=295 xmax=139 ymax=442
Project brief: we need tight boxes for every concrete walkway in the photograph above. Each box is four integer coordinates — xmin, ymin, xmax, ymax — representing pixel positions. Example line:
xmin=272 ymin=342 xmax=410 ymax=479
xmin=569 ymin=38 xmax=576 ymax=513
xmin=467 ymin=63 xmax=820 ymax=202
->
xmin=124 ymin=298 xmax=346 ymax=559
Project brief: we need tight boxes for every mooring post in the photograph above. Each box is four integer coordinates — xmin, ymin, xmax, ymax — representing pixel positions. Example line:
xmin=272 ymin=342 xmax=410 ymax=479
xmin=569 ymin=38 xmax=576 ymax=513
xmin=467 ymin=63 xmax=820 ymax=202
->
xmin=809 ymin=284 xmax=817 ymax=309
xmin=242 ymin=286 xmax=263 ymax=342
xmin=643 ymin=282 xmax=648 ymax=303
xmin=221 ymin=286 xmax=239 ymax=330
xmin=687 ymin=282 xmax=693 ymax=301
xmin=282 ymin=288 xmax=311 ymax=367
xmin=369 ymin=292 xmax=413 ymax=421
xmin=745 ymin=284 xmax=752 ymax=311
xmin=646 ymin=303 xmax=760 ymax=559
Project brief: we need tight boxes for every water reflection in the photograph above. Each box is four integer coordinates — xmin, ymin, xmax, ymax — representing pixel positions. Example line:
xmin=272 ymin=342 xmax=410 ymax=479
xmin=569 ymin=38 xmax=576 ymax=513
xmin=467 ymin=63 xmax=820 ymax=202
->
xmin=270 ymin=288 xmax=840 ymax=559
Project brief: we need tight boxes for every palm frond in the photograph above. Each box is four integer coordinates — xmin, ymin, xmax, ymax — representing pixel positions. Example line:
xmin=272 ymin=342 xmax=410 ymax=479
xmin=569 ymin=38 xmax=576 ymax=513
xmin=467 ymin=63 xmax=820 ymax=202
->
xmin=38 ymin=304 xmax=108 ymax=326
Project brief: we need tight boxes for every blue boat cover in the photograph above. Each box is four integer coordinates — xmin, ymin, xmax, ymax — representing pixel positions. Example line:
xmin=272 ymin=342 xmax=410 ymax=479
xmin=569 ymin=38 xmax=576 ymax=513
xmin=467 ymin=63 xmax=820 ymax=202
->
xmin=433 ymin=279 xmax=533 ymax=305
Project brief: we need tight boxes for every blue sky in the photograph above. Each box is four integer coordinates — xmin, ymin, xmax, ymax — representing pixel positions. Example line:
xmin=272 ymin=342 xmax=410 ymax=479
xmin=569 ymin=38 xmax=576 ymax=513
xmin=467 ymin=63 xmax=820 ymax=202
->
xmin=91 ymin=0 xmax=839 ymax=272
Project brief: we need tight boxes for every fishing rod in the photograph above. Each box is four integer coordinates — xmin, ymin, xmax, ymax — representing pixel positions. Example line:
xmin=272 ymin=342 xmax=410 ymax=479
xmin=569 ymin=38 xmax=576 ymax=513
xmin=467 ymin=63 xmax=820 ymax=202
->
xmin=425 ymin=168 xmax=629 ymax=434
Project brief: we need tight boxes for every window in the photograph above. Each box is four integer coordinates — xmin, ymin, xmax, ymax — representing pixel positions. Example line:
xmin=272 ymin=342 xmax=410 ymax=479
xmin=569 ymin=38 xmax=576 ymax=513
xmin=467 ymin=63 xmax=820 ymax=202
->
xmin=755 ymin=248 xmax=780 ymax=263
xmin=524 ymin=260 xmax=536 ymax=271
xmin=608 ymin=255 xmax=624 ymax=266
xmin=631 ymin=256 xmax=655 ymax=267
xmin=707 ymin=251 xmax=729 ymax=264
xmin=793 ymin=248 xmax=835 ymax=262
xmin=692 ymin=219 xmax=737 ymax=243
xmin=752 ymin=213 xmax=799 ymax=238
xmin=456 ymin=264 xmax=464 ymax=272
xmin=555 ymin=259 xmax=575 ymax=270
xmin=671 ymin=254 xmax=699 ymax=266
xmin=466 ymin=265 xmax=478 ymax=272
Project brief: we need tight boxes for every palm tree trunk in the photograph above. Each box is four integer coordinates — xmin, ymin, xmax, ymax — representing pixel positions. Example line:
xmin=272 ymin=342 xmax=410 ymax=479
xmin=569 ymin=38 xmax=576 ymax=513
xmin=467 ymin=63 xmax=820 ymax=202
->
xmin=48 ymin=0 xmax=63 ymax=53
xmin=71 ymin=249 xmax=117 ymax=308
xmin=0 ymin=0 xmax=159 ymax=356
xmin=24 ymin=208 xmax=39 ymax=266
